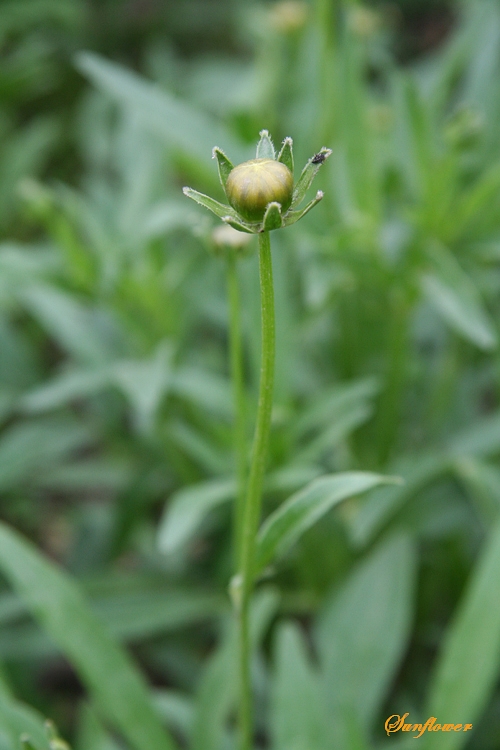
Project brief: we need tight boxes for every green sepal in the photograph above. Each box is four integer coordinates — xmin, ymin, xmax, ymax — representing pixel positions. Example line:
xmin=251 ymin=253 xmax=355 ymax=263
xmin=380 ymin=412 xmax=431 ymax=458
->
xmin=212 ymin=147 xmax=234 ymax=190
xmin=291 ymin=148 xmax=332 ymax=208
xmin=277 ymin=137 xmax=294 ymax=174
xmin=256 ymin=129 xmax=275 ymax=160
xmin=222 ymin=216 xmax=255 ymax=234
xmin=183 ymin=187 xmax=237 ymax=221
xmin=284 ymin=191 xmax=324 ymax=226
xmin=261 ymin=202 xmax=283 ymax=232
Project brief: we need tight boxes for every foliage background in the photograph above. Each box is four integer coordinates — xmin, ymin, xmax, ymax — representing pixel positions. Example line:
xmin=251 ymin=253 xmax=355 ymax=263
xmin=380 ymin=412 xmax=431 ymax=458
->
xmin=2 ymin=1 xmax=500 ymax=749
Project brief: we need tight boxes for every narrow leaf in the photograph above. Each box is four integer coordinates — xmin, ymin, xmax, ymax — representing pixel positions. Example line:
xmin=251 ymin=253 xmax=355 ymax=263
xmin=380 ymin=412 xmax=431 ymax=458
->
xmin=284 ymin=191 xmax=323 ymax=227
xmin=182 ymin=188 xmax=236 ymax=221
xmin=317 ymin=534 xmax=416 ymax=741
xmin=256 ymin=130 xmax=275 ymax=160
xmin=212 ymin=148 xmax=234 ymax=190
xmin=291 ymin=148 xmax=332 ymax=208
xmin=158 ymin=478 xmax=236 ymax=554
xmin=262 ymin=202 xmax=283 ymax=232
xmin=76 ymin=53 xmax=245 ymax=165
xmin=423 ymin=517 xmax=500 ymax=750
xmin=421 ymin=240 xmax=496 ymax=350
xmin=277 ymin=138 xmax=294 ymax=174
xmin=256 ymin=472 xmax=398 ymax=573
xmin=0 ymin=696 xmax=51 ymax=750
xmin=271 ymin=623 xmax=329 ymax=750
xmin=349 ymin=452 xmax=445 ymax=547
xmin=221 ymin=216 xmax=254 ymax=234
xmin=421 ymin=272 xmax=496 ymax=350
xmin=0 ymin=523 xmax=177 ymax=750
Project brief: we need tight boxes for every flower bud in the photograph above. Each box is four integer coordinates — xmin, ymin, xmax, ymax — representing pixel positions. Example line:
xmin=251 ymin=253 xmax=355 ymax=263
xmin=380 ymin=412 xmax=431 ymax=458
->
xmin=225 ymin=158 xmax=294 ymax=223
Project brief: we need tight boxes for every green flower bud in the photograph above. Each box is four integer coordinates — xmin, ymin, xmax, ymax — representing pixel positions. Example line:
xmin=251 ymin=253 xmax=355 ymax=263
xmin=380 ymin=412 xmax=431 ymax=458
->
xmin=225 ymin=158 xmax=294 ymax=223
xmin=184 ymin=132 xmax=331 ymax=233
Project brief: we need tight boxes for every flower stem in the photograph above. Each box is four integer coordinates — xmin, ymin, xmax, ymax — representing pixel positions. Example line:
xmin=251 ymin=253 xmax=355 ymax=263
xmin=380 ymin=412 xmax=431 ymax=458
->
xmin=237 ymin=230 xmax=276 ymax=750
xmin=226 ymin=254 xmax=247 ymax=564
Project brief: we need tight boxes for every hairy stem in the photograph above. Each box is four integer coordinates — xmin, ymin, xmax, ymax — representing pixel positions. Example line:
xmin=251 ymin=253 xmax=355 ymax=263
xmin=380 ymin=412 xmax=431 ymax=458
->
xmin=237 ymin=230 xmax=276 ymax=750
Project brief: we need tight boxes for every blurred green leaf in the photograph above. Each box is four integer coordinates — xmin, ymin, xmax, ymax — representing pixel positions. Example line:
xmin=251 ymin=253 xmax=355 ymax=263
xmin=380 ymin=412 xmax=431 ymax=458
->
xmin=111 ymin=341 xmax=173 ymax=434
xmin=422 ymin=517 xmax=500 ymax=750
xmin=0 ymin=696 xmax=50 ymax=750
xmin=0 ymin=417 xmax=93 ymax=493
xmin=153 ymin=691 xmax=193 ymax=746
xmin=420 ymin=270 xmax=496 ymax=351
xmin=158 ymin=478 xmax=235 ymax=555
xmin=256 ymin=472 xmax=399 ymax=574
xmin=21 ymin=284 xmax=120 ymax=364
xmin=271 ymin=622 xmax=329 ymax=750
xmin=0 ymin=523 xmax=177 ymax=750
xmin=158 ymin=465 xmax=320 ymax=556
xmin=317 ymin=534 xmax=416 ymax=743
xmin=349 ymin=453 xmax=446 ymax=547
xmin=75 ymin=53 xmax=246 ymax=171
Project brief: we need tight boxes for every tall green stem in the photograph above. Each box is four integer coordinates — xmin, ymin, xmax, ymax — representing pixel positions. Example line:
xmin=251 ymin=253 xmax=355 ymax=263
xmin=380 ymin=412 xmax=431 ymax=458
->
xmin=227 ymin=254 xmax=247 ymax=564
xmin=237 ymin=231 xmax=276 ymax=750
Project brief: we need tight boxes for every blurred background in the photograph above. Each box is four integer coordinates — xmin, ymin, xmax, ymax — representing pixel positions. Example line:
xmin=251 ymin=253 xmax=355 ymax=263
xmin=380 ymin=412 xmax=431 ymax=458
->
xmin=2 ymin=1 xmax=500 ymax=749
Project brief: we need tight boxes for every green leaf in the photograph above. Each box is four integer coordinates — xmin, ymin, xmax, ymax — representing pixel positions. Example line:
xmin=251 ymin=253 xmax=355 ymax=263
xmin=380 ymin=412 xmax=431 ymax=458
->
xmin=20 ymin=369 xmax=112 ymax=413
xmin=284 ymin=191 xmax=324 ymax=226
xmin=158 ymin=478 xmax=236 ymax=555
xmin=291 ymin=148 xmax=332 ymax=208
xmin=153 ymin=691 xmax=193 ymax=746
xmin=271 ymin=623 xmax=330 ymax=750
xmin=75 ymin=53 xmax=245 ymax=166
xmin=21 ymin=284 xmax=119 ymax=365
xmin=349 ymin=452 xmax=446 ymax=547
xmin=420 ymin=244 xmax=496 ymax=350
xmin=422 ymin=518 xmax=500 ymax=750
xmin=317 ymin=534 xmax=416 ymax=742
xmin=453 ymin=457 xmax=500 ymax=523
xmin=256 ymin=472 xmax=399 ymax=574
xmin=221 ymin=216 xmax=254 ymax=234
xmin=0 ymin=523 xmax=177 ymax=750
xmin=158 ymin=467 xmax=320 ymax=556
xmin=0 ymin=696 xmax=50 ymax=750
xmin=292 ymin=403 xmax=374 ymax=466
xmin=170 ymin=368 xmax=233 ymax=418
xmin=212 ymin=148 xmax=233 ymax=190
xmin=110 ymin=341 xmax=173 ymax=434
xmin=256 ymin=130 xmax=275 ymax=160
xmin=76 ymin=703 xmax=121 ymax=750
xmin=448 ymin=410 xmax=500 ymax=458
xmin=421 ymin=272 xmax=496 ymax=350
xmin=0 ymin=586 xmax=225 ymax=660
xmin=182 ymin=188 xmax=236 ymax=221
xmin=0 ymin=417 xmax=93 ymax=493
xmin=277 ymin=137 xmax=294 ymax=174
xmin=293 ymin=377 xmax=380 ymax=438
xmin=262 ymin=202 xmax=283 ymax=232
